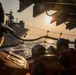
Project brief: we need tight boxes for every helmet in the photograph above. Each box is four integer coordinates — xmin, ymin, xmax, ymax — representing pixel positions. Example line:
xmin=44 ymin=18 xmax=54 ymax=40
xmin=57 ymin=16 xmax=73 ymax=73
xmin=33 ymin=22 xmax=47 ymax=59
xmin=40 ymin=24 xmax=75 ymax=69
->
xmin=32 ymin=44 xmax=46 ymax=58
xmin=57 ymin=38 xmax=67 ymax=46
xmin=57 ymin=38 xmax=69 ymax=50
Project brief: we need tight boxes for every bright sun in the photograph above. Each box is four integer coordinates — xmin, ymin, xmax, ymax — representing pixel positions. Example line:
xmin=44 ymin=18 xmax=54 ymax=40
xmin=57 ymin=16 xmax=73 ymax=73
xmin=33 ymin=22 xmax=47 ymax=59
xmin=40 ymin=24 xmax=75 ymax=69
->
xmin=45 ymin=15 xmax=52 ymax=24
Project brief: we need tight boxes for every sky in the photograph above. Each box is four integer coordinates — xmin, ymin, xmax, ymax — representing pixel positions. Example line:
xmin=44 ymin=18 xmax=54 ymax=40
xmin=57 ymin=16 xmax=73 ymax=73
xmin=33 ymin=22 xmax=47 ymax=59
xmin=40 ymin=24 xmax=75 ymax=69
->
xmin=1 ymin=0 xmax=76 ymax=42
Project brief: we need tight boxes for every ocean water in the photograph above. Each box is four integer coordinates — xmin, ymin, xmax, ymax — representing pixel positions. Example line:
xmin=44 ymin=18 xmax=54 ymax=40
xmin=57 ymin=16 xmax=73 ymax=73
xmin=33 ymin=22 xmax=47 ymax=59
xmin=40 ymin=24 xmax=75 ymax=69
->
xmin=1 ymin=40 xmax=74 ymax=59
xmin=1 ymin=44 xmax=32 ymax=58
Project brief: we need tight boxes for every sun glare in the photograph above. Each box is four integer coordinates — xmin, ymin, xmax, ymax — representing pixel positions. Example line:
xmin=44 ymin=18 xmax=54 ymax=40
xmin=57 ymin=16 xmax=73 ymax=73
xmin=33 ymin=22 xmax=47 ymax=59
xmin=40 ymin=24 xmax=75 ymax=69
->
xmin=45 ymin=15 xmax=52 ymax=24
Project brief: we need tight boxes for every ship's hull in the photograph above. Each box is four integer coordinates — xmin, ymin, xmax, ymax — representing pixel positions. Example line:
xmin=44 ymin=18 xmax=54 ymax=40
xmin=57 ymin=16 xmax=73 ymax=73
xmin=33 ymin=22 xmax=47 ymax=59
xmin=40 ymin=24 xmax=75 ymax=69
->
xmin=1 ymin=25 xmax=29 ymax=48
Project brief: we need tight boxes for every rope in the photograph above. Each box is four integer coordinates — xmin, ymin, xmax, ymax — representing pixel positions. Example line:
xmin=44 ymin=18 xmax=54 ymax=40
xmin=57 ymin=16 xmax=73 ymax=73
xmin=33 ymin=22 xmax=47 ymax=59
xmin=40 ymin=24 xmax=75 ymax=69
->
xmin=11 ymin=33 xmax=58 ymax=41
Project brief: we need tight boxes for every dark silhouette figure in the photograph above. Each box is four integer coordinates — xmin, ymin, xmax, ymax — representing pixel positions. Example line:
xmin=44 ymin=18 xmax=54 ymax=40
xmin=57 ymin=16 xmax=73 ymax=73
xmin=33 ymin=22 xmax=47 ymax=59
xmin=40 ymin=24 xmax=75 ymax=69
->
xmin=31 ymin=54 xmax=64 ymax=75
xmin=57 ymin=38 xmax=76 ymax=75
xmin=0 ymin=2 xmax=30 ymax=75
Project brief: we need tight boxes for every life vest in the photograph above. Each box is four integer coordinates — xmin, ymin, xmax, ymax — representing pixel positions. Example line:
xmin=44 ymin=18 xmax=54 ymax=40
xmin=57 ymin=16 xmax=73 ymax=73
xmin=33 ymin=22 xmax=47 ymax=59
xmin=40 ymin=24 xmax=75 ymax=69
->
xmin=60 ymin=48 xmax=76 ymax=75
xmin=31 ymin=54 xmax=65 ymax=75
xmin=0 ymin=50 xmax=29 ymax=75
xmin=62 ymin=48 xmax=76 ymax=70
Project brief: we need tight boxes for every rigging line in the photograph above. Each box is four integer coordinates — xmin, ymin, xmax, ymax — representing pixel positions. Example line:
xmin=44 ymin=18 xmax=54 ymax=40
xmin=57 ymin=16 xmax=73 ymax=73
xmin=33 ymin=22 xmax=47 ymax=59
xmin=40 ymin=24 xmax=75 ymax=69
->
xmin=28 ymin=30 xmax=49 ymax=36
xmin=26 ymin=25 xmax=47 ymax=31
xmin=28 ymin=33 xmax=44 ymax=36
xmin=27 ymin=25 xmax=59 ymax=34
xmin=49 ymin=29 xmax=76 ymax=37
xmin=49 ymin=30 xmax=60 ymax=34
xmin=27 ymin=25 xmax=76 ymax=37
xmin=27 ymin=25 xmax=61 ymax=34
xmin=48 ymin=31 xmax=76 ymax=37
xmin=61 ymin=33 xmax=76 ymax=37
xmin=49 ymin=32 xmax=76 ymax=37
